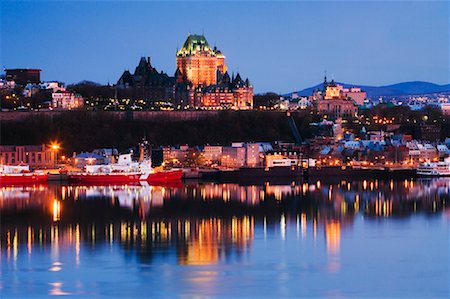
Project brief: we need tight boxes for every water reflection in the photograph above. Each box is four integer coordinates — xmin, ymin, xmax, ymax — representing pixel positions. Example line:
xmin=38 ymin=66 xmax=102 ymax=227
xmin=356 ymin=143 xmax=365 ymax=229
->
xmin=1 ymin=179 xmax=448 ymax=218
xmin=1 ymin=179 xmax=448 ymax=261
xmin=1 ymin=179 xmax=448 ymax=297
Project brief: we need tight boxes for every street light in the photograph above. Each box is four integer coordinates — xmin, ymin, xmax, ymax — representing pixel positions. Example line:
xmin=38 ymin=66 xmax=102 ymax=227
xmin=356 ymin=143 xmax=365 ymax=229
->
xmin=49 ymin=141 xmax=61 ymax=168
xmin=50 ymin=142 xmax=60 ymax=151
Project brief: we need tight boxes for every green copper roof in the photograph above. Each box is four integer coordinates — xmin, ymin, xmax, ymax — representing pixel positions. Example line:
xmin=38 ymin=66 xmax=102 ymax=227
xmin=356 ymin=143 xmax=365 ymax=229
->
xmin=177 ymin=34 xmax=215 ymax=56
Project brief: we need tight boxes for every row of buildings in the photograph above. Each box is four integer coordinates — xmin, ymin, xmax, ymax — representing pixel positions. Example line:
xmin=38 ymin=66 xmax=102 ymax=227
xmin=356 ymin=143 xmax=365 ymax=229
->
xmin=2 ymin=134 xmax=450 ymax=170
xmin=0 ymin=145 xmax=57 ymax=169
xmin=275 ymin=76 xmax=367 ymax=119
xmin=1 ymin=69 xmax=84 ymax=110
xmin=162 ymin=143 xmax=264 ymax=168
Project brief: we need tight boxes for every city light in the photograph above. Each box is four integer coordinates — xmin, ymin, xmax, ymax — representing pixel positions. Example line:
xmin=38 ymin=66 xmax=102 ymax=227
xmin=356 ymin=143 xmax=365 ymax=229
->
xmin=50 ymin=142 xmax=61 ymax=151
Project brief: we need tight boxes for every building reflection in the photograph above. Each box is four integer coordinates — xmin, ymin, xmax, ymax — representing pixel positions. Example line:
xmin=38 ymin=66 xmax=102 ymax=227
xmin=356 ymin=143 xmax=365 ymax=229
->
xmin=1 ymin=178 xmax=448 ymax=266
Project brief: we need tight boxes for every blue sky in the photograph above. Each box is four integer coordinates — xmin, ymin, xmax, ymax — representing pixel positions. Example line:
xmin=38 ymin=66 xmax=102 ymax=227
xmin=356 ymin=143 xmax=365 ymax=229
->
xmin=1 ymin=0 xmax=449 ymax=93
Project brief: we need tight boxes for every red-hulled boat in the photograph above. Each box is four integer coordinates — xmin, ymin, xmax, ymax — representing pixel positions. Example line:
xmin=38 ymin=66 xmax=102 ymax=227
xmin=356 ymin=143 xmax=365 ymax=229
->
xmin=68 ymin=154 xmax=182 ymax=184
xmin=0 ymin=165 xmax=48 ymax=185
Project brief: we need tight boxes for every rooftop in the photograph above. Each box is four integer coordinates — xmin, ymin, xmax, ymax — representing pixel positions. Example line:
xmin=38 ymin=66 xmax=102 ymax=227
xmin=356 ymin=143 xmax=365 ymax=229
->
xmin=176 ymin=34 xmax=217 ymax=57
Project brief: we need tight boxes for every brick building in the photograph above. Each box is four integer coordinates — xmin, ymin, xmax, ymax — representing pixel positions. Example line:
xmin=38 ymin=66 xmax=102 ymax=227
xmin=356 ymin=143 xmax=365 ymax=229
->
xmin=0 ymin=145 xmax=56 ymax=169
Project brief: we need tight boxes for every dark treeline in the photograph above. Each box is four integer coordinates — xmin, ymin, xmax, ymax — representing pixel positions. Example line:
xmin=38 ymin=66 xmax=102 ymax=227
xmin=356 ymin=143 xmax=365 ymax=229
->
xmin=0 ymin=111 xmax=315 ymax=154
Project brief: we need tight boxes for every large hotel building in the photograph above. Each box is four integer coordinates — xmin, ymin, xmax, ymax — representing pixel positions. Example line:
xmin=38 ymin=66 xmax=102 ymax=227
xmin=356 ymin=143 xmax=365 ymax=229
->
xmin=175 ymin=34 xmax=253 ymax=109
xmin=117 ymin=34 xmax=253 ymax=110
xmin=175 ymin=34 xmax=226 ymax=87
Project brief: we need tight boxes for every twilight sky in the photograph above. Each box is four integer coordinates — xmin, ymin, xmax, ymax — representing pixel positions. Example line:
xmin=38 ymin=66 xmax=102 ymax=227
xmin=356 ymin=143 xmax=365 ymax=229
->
xmin=1 ymin=0 xmax=449 ymax=93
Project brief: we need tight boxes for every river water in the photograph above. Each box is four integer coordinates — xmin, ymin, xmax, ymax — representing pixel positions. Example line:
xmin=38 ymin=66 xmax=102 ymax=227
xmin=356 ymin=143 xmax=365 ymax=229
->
xmin=1 ymin=178 xmax=449 ymax=298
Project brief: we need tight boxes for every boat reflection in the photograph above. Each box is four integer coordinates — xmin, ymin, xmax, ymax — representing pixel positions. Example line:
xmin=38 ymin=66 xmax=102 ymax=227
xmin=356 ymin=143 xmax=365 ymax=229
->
xmin=0 ymin=178 xmax=448 ymax=266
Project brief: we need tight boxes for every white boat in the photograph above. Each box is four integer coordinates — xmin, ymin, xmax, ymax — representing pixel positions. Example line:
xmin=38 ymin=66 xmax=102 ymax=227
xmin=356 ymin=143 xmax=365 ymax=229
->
xmin=68 ymin=153 xmax=182 ymax=184
xmin=416 ymin=158 xmax=450 ymax=176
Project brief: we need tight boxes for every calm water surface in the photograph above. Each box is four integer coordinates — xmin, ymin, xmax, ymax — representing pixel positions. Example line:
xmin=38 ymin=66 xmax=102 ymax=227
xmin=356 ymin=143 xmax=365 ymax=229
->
xmin=1 ymin=178 xmax=449 ymax=298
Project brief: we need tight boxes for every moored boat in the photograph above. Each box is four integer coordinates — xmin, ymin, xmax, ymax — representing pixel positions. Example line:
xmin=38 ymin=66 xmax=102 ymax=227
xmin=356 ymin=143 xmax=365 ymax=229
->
xmin=416 ymin=158 xmax=450 ymax=176
xmin=68 ymin=153 xmax=182 ymax=184
xmin=0 ymin=165 xmax=48 ymax=184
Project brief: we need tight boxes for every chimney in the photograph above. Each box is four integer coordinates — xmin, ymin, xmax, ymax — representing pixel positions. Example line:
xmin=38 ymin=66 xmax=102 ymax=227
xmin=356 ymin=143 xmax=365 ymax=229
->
xmin=147 ymin=57 xmax=150 ymax=64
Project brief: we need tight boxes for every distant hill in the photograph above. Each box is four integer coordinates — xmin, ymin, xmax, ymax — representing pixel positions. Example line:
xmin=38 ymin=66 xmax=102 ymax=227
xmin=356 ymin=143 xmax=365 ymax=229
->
xmin=292 ymin=81 xmax=450 ymax=98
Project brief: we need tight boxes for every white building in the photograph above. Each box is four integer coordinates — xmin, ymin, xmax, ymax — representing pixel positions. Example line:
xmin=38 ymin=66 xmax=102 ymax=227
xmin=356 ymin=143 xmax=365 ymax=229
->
xmin=203 ymin=145 xmax=223 ymax=163
xmin=41 ymin=81 xmax=66 ymax=92
xmin=298 ymin=97 xmax=312 ymax=109
xmin=265 ymin=154 xmax=298 ymax=168
xmin=52 ymin=91 xmax=84 ymax=109
xmin=407 ymin=142 xmax=437 ymax=161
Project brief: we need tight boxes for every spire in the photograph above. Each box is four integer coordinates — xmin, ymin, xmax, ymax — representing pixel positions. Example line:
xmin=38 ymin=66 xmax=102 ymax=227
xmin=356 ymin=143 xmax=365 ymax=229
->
xmin=323 ymin=70 xmax=328 ymax=92
xmin=221 ymin=71 xmax=230 ymax=84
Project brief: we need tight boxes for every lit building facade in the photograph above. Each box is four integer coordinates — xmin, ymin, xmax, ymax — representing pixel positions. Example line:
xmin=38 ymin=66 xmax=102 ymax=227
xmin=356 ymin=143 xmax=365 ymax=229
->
xmin=176 ymin=34 xmax=227 ymax=87
xmin=315 ymin=77 xmax=358 ymax=119
xmin=203 ymin=146 xmax=223 ymax=163
xmin=52 ymin=91 xmax=84 ymax=109
xmin=343 ymin=87 xmax=366 ymax=106
xmin=175 ymin=34 xmax=253 ymax=110
xmin=0 ymin=145 xmax=56 ymax=169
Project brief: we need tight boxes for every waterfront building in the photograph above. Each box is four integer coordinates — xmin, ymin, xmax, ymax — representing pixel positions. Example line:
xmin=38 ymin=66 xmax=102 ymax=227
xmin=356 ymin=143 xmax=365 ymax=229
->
xmin=203 ymin=146 xmax=223 ymax=164
xmin=265 ymin=154 xmax=298 ymax=168
xmin=245 ymin=143 xmax=261 ymax=167
xmin=0 ymin=145 xmax=56 ymax=169
xmin=406 ymin=142 xmax=437 ymax=161
xmin=52 ymin=90 xmax=84 ymax=109
xmin=5 ymin=69 xmax=41 ymax=85
xmin=221 ymin=146 xmax=246 ymax=168
xmin=175 ymin=34 xmax=253 ymax=110
xmin=73 ymin=152 xmax=106 ymax=168
xmin=117 ymin=57 xmax=176 ymax=101
xmin=162 ymin=145 xmax=190 ymax=164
